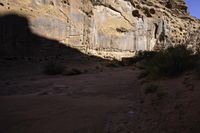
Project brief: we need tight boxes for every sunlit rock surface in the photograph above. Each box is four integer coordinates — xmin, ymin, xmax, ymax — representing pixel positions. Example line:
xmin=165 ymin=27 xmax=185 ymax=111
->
xmin=0 ymin=0 xmax=199 ymax=59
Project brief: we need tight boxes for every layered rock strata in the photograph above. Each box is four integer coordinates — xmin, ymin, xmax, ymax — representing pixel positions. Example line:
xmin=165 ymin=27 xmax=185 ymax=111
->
xmin=0 ymin=0 xmax=199 ymax=59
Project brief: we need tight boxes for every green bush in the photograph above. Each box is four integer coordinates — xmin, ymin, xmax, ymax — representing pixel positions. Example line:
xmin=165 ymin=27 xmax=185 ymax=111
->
xmin=44 ymin=62 xmax=65 ymax=75
xmin=150 ymin=45 xmax=194 ymax=76
xmin=143 ymin=45 xmax=196 ymax=78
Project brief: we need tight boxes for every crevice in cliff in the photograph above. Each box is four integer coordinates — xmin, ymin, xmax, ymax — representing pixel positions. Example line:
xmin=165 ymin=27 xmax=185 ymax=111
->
xmin=94 ymin=3 xmax=134 ymax=27
xmin=58 ymin=8 xmax=70 ymax=22
xmin=108 ymin=4 xmax=134 ymax=26
xmin=154 ymin=23 xmax=158 ymax=39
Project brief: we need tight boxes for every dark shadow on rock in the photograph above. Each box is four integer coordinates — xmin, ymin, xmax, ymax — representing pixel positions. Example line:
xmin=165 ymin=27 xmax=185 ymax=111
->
xmin=0 ymin=13 xmax=112 ymax=84
xmin=0 ymin=13 xmax=103 ymax=61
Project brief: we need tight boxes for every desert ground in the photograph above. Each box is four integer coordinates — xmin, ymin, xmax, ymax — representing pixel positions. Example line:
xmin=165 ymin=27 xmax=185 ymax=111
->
xmin=0 ymin=54 xmax=200 ymax=133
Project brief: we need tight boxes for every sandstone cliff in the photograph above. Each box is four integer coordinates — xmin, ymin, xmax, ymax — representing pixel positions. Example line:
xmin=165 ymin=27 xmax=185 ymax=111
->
xmin=0 ymin=0 xmax=199 ymax=59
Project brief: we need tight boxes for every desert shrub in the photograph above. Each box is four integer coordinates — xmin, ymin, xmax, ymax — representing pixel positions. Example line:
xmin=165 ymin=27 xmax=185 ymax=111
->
xmin=144 ymin=84 xmax=168 ymax=99
xmin=157 ymin=92 xmax=168 ymax=100
xmin=44 ymin=62 xmax=65 ymax=75
xmin=137 ymin=71 xmax=149 ymax=79
xmin=64 ymin=68 xmax=82 ymax=76
xmin=143 ymin=45 xmax=196 ymax=77
xmin=151 ymin=45 xmax=194 ymax=76
xmin=194 ymin=59 xmax=200 ymax=78
xmin=121 ymin=51 xmax=157 ymax=67
xmin=135 ymin=50 xmax=158 ymax=62
xmin=144 ymin=84 xmax=158 ymax=94
xmin=105 ymin=60 xmax=122 ymax=67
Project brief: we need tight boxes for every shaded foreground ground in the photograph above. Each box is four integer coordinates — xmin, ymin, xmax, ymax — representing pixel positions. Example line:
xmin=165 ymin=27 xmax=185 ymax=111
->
xmin=0 ymin=57 xmax=200 ymax=133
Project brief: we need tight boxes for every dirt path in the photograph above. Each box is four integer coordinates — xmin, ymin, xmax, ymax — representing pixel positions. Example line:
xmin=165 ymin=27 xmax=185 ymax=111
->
xmin=1 ymin=62 xmax=200 ymax=133
xmin=0 ymin=67 xmax=143 ymax=133
xmin=0 ymin=95 xmax=134 ymax=133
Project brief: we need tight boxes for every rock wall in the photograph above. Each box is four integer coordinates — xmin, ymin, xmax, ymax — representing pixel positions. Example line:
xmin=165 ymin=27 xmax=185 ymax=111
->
xmin=0 ymin=0 xmax=200 ymax=59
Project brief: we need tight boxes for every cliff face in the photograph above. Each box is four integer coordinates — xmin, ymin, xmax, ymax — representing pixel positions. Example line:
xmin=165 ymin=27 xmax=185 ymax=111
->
xmin=0 ymin=0 xmax=200 ymax=59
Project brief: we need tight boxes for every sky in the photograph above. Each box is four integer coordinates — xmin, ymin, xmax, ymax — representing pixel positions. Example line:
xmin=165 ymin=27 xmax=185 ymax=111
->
xmin=185 ymin=0 xmax=200 ymax=19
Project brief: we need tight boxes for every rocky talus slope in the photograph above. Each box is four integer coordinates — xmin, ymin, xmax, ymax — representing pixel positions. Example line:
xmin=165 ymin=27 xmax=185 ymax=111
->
xmin=0 ymin=0 xmax=200 ymax=59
